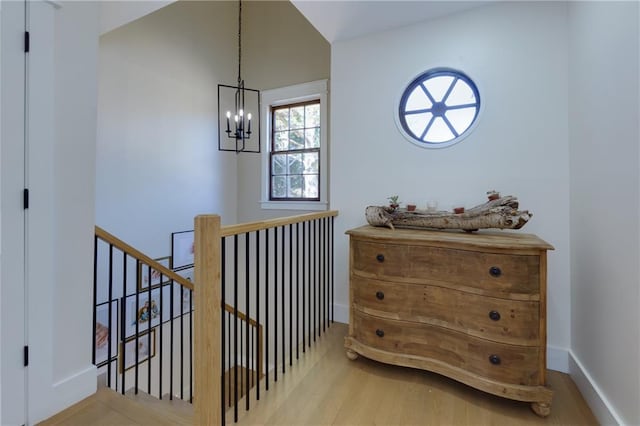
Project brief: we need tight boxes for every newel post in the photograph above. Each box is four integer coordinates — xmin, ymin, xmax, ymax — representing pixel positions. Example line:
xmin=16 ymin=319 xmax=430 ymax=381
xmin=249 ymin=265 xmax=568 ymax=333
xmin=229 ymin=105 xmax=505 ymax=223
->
xmin=194 ymin=215 xmax=221 ymax=425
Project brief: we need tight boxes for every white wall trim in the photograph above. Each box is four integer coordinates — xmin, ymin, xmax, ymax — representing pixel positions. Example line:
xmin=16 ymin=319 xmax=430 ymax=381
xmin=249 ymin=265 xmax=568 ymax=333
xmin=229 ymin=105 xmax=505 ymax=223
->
xmin=569 ymin=350 xmax=623 ymax=425
xmin=31 ymin=364 xmax=96 ymax=424
xmin=547 ymin=345 xmax=569 ymax=373
xmin=332 ymin=302 xmax=349 ymax=324
xmin=260 ymin=79 xmax=328 ymax=210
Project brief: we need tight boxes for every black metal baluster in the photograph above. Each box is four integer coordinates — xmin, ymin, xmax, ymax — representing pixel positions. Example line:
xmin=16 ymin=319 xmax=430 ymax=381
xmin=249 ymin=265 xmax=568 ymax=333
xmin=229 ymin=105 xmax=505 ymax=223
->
xmin=121 ymin=253 xmax=127 ymax=395
xmin=313 ymin=220 xmax=316 ymax=342
xmin=289 ymin=223 xmax=293 ymax=367
xmin=255 ymin=230 xmax=260 ymax=401
xmin=324 ymin=217 xmax=327 ymax=333
xmin=169 ymin=279 xmax=174 ymax=400
xmin=302 ymin=222 xmax=306 ymax=353
xmin=180 ymin=274 xmax=184 ymax=401
xmin=107 ymin=245 xmax=114 ymax=388
xmin=134 ymin=259 xmax=140 ymax=395
xmin=189 ymin=289 xmax=193 ymax=403
xmin=274 ymin=226 xmax=278 ymax=382
xmin=245 ymin=232 xmax=250 ymax=411
xmin=221 ymin=237 xmax=227 ymax=416
xmin=281 ymin=226 xmax=285 ymax=374
xmin=265 ymin=228 xmax=269 ymax=391
xmin=331 ymin=216 xmax=334 ymax=324
xmin=307 ymin=221 xmax=311 ymax=348
xmin=296 ymin=222 xmax=300 ymax=360
xmin=227 ymin=311 xmax=231 ymax=409
xmin=147 ymin=264 xmax=152 ymax=395
xmin=92 ymin=237 xmax=98 ymax=367
xmin=233 ymin=234 xmax=239 ymax=422
xmin=159 ymin=273 xmax=164 ymax=399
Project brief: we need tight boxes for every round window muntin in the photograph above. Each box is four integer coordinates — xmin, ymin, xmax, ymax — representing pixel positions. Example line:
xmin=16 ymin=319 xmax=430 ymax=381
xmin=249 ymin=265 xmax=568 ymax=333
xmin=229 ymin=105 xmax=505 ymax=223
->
xmin=396 ymin=67 xmax=481 ymax=149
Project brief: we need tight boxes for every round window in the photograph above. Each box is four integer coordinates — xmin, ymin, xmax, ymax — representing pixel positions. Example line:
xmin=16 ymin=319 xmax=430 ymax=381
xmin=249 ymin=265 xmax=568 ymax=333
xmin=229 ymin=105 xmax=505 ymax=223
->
xmin=397 ymin=68 xmax=480 ymax=148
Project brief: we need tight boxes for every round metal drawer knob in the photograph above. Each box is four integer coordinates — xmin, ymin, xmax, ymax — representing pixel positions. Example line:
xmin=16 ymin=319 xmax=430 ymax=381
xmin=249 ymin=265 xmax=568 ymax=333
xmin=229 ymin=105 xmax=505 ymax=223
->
xmin=489 ymin=310 xmax=501 ymax=321
xmin=489 ymin=266 xmax=502 ymax=277
xmin=376 ymin=254 xmax=385 ymax=263
xmin=489 ymin=354 xmax=501 ymax=365
xmin=376 ymin=291 xmax=385 ymax=300
xmin=375 ymin=329 xmax=385 ymax=338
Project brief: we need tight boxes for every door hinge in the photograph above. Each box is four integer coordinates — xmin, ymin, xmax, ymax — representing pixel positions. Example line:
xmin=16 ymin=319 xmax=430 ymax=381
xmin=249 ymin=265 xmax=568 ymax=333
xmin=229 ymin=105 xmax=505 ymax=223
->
xmin=24 ymin=31 xmax=30 ymax=53
xmin=24 ymin=346 xmax=29 ymax=367
xmin=23 ymin=188 xmax=29 ymax=209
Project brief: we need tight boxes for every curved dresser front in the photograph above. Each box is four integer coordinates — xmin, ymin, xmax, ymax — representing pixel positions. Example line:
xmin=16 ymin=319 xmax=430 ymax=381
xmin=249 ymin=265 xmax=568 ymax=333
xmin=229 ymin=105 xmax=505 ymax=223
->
xmin=345 ymin=225 xmax=554 ymax=417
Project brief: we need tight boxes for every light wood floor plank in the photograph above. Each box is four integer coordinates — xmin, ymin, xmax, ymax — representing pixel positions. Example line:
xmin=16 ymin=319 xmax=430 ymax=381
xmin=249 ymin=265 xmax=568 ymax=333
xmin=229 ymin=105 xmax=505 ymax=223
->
xmin=40 ymin=323 xmax=597 ymax=426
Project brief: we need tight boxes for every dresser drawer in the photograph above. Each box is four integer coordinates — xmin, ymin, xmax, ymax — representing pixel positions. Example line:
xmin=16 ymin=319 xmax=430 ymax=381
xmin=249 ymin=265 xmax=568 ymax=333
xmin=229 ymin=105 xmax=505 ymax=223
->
xmin=351 ymin=240 xmax=540 ymax=297
xmin=352 ymin=276 xmax=540 ymax=346
xmin=352 ymin=311 xmax=540 ymax=386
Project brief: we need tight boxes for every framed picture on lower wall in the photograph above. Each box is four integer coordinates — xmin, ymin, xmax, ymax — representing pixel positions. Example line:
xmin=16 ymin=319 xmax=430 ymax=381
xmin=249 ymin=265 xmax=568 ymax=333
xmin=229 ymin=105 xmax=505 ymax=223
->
xmin=120 ymin=329 xmax=156 ymax=373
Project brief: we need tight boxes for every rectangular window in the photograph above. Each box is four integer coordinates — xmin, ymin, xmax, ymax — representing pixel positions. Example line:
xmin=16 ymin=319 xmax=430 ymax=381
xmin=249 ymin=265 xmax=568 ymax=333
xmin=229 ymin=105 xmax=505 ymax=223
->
xmin=270 ymin=100 xmax=320 ymax=201
xmin=260 ymin=80 xmax=328 ymax=211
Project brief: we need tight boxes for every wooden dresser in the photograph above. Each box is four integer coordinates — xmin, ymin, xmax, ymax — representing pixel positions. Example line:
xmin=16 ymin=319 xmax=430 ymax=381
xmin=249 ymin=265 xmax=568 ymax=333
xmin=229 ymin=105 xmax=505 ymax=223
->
xmin=345 ymin=225 xmax=554 ymax=416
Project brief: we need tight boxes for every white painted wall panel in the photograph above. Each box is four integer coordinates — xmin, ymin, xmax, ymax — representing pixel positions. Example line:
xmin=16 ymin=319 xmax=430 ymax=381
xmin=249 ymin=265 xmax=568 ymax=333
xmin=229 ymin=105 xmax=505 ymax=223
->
xmin=331 ymin=2 xmax=571 ymax=353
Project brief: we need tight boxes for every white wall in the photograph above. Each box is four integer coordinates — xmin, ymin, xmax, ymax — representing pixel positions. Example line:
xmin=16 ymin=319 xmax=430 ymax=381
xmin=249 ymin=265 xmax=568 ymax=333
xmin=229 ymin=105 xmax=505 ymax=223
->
xmin=97 ymin=1 xmax=238 ymax=257
xmin=0 ymin=1 xmax=101 ymax=423
xmin=331 ymin=2 xmax=571 ymax=359
xmin=236 ymin=1 xmax=330 ymax=223
xmin=99 ymin=0 xmax=174 ymax=35
xmin=568 ymin=2 xmax=640 ymax=424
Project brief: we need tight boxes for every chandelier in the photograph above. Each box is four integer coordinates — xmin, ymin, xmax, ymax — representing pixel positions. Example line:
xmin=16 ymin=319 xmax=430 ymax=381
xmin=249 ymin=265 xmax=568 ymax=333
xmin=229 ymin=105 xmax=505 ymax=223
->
xmin=218 ymin=0 xmax=260 ymax=153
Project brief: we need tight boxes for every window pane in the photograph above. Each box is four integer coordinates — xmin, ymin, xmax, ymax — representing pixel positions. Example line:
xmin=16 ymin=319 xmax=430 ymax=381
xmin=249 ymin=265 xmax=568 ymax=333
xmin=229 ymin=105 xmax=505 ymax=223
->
xmin=305 ymin=128 xmax=320 ymax=148
xmin=287 ymin=175 xmax=303 ymax=198
xmin=274 ymin=109 xmax=289 ymax=131
xmin=445 ymin=80 xmax=476 ymax=107
xmin=425 ymin=117 xmax=453 ymax=143
xmin=406 ymin=86 xmax=432 ymax=112
xmin=424 ymin=76 xmax=454 ymax=102
xmin=446 ymin=107 xmax=476 ymax=134
xmin=272 ymin=176 xmax=286 ymax=198
xmin=290 ymin=106 xmax=304 ymax=129
xmin=287 ymin=153 xmax=303 ymax=174
xmin=304 ymin=175 xmax=318 ymax=198
xmin=305 ymin=104 xmax=320 ymax=127
xmin=289 ymin=130 xmax=305 ymax=150
xmin=274 ymin=131 xmax=288 ymax=151
xmin=303 ymin=152 xmax=318 ymax=174
xmin=406 ymin=112 xmax=432 ymax=139
xmin=272 ymin=154 xmax=287 ymax=175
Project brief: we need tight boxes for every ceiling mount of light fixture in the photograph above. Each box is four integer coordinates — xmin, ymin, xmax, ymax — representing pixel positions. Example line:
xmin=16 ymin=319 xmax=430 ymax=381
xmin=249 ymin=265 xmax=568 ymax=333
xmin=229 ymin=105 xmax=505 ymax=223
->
xmin=218 ymin=0 xmax=261 ymax=153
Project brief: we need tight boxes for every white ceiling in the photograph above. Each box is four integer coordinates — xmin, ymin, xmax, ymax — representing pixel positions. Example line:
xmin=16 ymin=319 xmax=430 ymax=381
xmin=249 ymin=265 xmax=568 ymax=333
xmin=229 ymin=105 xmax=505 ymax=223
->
xmin=291 ymin=1 xmax=491 ymax=43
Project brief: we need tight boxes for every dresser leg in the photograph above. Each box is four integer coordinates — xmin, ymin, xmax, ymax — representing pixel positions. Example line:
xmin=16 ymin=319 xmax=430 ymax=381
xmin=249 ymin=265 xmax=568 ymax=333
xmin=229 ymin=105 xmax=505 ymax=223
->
xmin=531 ymin=402 xmax=551 ymax=417
xmin=346 ymin=349 xmax=359 ymax=361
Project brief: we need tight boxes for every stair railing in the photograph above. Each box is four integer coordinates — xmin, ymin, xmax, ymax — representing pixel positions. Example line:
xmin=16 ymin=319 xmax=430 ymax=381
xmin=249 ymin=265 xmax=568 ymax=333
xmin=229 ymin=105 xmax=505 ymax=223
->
xmin=93 ymin=225 xmax=261 ymax=407
xmin=195 ymin=210 xmax=338 ymax=425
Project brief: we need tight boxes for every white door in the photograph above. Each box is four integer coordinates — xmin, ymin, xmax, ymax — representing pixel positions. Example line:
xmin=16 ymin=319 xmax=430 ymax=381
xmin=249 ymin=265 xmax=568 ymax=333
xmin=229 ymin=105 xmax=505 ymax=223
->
xmin=0 ymin=1 xmax=27 ymax=424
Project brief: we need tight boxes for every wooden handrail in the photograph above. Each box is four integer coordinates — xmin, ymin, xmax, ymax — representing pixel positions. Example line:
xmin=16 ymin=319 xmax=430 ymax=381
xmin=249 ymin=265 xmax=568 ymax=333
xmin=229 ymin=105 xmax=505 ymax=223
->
xmin=95 ymin=226 xmax=194 ymax=291
xmin=221 ymin=210 xmax=338 ymax=237
xmin=224 ymin=304 xmax=260 ymax=328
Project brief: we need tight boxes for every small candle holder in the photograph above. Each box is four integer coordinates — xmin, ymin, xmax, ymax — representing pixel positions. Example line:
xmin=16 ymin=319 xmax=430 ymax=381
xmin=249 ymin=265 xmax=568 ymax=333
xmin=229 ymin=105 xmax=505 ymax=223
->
xmin=406 ymin=204 xmax=416 ymax=212
xmin=453 ymin=206 xmax=465 ymax=214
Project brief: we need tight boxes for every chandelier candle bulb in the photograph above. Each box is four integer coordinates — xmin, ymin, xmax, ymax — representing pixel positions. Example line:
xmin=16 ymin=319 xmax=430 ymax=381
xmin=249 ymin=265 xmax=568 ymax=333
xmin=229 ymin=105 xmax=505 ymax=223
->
xmin=226 ymin=111 xmax=231 ymax=133
xmin=247 ymin=113 xmax=252 ymax=133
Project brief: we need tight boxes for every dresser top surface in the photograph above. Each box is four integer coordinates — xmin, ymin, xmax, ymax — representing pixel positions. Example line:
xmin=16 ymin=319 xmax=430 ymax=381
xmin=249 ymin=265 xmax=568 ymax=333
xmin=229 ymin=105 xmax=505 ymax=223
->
xmin=346 ymin=225 xmax=554 ymax=251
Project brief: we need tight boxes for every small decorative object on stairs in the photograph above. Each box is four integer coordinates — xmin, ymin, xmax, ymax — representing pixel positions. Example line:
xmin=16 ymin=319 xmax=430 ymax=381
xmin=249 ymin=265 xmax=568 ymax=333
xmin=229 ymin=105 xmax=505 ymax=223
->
xmin=366 ymin=194 xmax=531 ymax=231
xmin=387 ymin=195 xmax=400 ymax=211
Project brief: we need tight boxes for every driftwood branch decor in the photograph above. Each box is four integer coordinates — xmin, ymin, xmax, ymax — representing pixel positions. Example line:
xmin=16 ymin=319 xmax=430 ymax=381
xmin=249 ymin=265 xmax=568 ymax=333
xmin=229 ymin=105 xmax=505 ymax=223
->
xmin=366 ymin=196 xmax=532 ymax=231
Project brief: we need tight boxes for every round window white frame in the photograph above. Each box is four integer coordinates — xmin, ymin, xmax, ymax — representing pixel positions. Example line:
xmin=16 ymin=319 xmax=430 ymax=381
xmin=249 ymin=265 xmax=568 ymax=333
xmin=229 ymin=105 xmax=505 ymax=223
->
xmin=394 ymin=67 xmax=483 ymax=149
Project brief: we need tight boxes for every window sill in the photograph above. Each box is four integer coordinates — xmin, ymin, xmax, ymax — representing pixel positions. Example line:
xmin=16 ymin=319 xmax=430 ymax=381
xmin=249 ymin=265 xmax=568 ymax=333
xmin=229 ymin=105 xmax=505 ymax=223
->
xmin=260 ymin=200 xmax=328 ymax=211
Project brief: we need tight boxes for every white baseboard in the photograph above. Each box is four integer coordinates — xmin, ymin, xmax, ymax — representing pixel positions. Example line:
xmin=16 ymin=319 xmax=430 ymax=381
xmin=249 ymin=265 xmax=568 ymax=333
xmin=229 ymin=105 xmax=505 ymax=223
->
xmin=569 ymin=350 xmax=623 ymax=425
xmin=547 ymin=345 xmax=569 ymax=373
xmin=29 ymin=365 xmax=98 ymax=424
xmin=332 ymin=303 xmax=348 ymax=324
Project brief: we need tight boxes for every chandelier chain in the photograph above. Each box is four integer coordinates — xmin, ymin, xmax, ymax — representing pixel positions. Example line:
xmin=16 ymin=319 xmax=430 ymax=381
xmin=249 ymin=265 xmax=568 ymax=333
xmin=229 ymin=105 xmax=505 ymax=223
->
xmin=237 ymin=0 xmax=242 ymax=86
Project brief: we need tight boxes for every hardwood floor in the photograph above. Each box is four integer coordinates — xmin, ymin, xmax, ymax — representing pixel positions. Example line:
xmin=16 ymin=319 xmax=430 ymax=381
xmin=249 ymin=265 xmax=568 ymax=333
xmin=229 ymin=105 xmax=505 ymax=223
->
xmin=40 ymin=323 xmax=598 ymax=425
